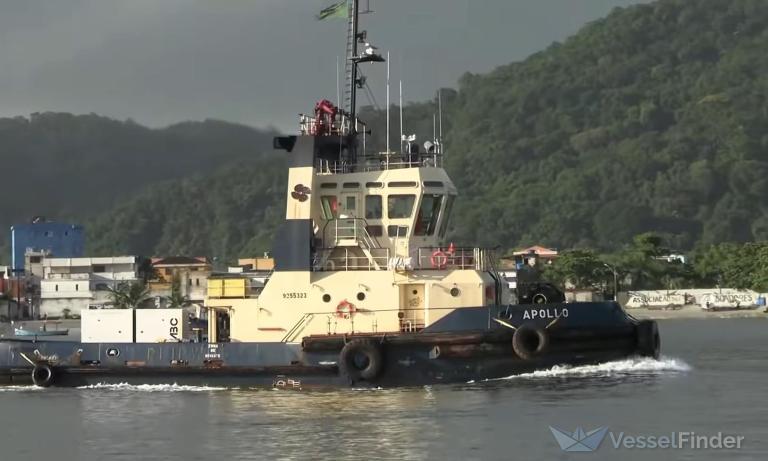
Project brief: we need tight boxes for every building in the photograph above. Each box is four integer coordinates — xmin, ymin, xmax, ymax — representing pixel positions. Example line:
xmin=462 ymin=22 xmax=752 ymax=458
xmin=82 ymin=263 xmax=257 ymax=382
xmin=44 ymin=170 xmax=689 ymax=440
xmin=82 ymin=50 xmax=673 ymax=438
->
xmin=10 ymin=219 xmax=85 ymax=271
xmin=511 ymin=245 xmax=559 ymax=267
xmin=39 ymin=256 xmax=139 ymax=317
xmin=236 ymin=256 xmax=275 ymax=272
xmin=24 ymin=249 xmax=49 ymax=278
xmin=499 ymin=245 xmax=559 ymax=290
xmin=148 ymin=256 xmax=212 ymax=313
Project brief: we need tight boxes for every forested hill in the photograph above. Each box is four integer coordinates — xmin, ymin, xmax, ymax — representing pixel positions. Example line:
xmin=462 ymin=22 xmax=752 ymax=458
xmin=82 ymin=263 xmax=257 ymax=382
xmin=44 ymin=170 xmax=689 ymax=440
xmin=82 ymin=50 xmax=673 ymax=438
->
xmin=7 ymin=0 xmax=768 ymax=262
xmin=0 ymin=113 xmax=278 ymax=262
xmin=440 ymin=0 xmax=768 ymax=251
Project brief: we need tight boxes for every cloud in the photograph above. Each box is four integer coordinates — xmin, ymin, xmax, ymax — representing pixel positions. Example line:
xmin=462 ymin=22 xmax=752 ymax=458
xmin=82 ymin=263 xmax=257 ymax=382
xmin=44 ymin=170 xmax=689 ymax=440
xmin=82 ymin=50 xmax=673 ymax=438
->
xmin=0 ymin=0 xmax=645 ymax=131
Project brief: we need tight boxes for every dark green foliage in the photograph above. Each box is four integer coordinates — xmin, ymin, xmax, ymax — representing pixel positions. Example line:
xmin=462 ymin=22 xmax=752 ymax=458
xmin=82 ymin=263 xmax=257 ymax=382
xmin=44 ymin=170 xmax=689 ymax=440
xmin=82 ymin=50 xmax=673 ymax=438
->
xmin=85 ymin=157 xmax=286 ymax=262
xmin=107 ymin=281 xmax=152 ymax=309
xmin=542 ymin=249 xmax=609 ymax=290
xmin=692 ymin=242 xmax=768 ymax=291
xmin=0 ymin=113 xmax=277 ymax=263
xmin=5 ymin=0 xmax=768 ymax=264
xmin=431 ymin=0 xmax=768 ymax=250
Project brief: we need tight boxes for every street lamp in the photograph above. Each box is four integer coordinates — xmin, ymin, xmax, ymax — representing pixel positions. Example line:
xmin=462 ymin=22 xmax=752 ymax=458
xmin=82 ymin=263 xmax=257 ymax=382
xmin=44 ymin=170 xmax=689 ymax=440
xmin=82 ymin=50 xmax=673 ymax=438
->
xmin=603 ymin=263 xmax=618 ymax=301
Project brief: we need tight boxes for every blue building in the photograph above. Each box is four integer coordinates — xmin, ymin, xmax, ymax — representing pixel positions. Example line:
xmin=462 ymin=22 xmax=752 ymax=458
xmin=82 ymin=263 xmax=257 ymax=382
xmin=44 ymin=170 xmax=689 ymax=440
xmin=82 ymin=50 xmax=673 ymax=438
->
xmin=10 ymin=219 xmax=85 ymax=271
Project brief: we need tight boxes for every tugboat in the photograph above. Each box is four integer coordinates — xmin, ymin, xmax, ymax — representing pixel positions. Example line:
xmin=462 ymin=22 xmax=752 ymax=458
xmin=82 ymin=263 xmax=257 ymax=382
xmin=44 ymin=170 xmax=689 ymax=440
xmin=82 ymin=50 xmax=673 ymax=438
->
xmin=0 ymin=1 xmax=659 ymax=388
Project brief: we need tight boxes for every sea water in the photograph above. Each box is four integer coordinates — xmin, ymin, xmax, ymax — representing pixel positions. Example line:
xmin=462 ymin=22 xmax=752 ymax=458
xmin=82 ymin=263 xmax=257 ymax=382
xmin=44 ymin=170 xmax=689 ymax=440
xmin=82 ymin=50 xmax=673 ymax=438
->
xmin=1 ymin=319 xmax=766 ymax=461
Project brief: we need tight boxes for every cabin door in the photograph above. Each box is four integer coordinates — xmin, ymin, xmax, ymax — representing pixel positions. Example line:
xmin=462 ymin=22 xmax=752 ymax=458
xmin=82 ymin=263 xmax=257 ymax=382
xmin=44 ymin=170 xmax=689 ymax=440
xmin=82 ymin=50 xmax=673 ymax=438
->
xmin=339 ymin=193 xmax=360 ymax=220
xmin=338 ymin=192 xmax=362 ymax=244
xmin=400 ymin=284 xmax=425 ymax=332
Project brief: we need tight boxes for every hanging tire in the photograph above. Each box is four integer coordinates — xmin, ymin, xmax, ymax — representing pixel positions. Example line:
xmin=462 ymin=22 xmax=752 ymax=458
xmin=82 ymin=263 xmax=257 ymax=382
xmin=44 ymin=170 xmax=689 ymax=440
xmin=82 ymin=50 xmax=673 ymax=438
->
xmin=532 ymin=293 xmax=548 ymax=304
xmin=636 ymin=320 xmax=660 ymax=359
xmin=512 ymin=325 xmax=549 ymax=360
xmin=339 ymin=339 xmax=384 ymax=382
xmin=31 ymin=363 xmax=55 ymax=388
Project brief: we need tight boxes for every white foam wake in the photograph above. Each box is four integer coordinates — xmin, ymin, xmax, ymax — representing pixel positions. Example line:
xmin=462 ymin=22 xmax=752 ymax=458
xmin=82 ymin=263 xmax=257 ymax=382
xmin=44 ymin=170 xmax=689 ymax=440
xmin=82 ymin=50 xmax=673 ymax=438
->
xmin=76 ymin=383 xmax=228 ymax=392
xmin=0 ymin=385 xmax=43 ymax=392
xmin=498 ymin=356 xmax=690 ymax=380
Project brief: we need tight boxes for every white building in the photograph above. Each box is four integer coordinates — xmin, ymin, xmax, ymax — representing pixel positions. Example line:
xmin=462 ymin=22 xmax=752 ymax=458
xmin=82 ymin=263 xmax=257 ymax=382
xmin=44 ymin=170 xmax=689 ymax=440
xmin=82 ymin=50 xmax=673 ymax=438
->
xmin=39 ymin=256 xmax=139 ymax=317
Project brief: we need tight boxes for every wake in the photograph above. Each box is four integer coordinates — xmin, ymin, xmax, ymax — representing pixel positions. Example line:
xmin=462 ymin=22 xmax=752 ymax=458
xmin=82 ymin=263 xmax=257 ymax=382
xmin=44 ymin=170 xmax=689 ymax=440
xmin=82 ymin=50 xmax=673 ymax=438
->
xmin=498 ymin=356 xmax=691 ymax=381
xmin=76 ymin=383 xmax=228 ymax=392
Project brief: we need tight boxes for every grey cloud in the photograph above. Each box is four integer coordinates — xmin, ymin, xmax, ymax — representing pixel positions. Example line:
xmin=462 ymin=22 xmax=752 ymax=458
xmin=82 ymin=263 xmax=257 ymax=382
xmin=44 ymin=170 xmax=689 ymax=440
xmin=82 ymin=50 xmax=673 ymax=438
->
xmin=0 ymin=0 xmax=646 ymax=131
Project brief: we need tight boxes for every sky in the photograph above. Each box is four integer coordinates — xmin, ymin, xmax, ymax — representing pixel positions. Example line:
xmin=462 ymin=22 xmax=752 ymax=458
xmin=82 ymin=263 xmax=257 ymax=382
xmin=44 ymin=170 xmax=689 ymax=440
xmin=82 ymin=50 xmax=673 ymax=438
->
xmin=0 ymin=0 xmax=647 ymax=132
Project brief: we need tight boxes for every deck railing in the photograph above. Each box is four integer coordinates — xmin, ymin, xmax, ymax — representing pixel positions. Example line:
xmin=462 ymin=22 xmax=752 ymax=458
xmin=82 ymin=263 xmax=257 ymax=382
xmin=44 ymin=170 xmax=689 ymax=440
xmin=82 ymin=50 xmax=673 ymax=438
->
xmin=415 ymin=247 xmax=496 ymax=271
xmin=313 ymin=247 xmax=390 ymax=271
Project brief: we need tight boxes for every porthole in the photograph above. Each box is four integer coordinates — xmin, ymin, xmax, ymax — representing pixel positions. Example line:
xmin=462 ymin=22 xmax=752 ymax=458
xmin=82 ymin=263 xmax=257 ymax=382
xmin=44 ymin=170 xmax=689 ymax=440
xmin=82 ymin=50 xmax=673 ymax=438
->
xmin=322 ymin=294 xmax=331 ymax=303
xmin=450 ymin=287 xmax=460 ymax=297
xmin=356 ymin=292 xmax=366 ymax=301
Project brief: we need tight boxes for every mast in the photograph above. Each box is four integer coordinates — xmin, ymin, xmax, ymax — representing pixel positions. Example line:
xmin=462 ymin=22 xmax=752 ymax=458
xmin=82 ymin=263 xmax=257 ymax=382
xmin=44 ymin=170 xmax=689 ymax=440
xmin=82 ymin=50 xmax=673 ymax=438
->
xmin=386 ymin=51 xmax=390 ymax=154
xmin=348 ymin=0 xmax=360 ymax=125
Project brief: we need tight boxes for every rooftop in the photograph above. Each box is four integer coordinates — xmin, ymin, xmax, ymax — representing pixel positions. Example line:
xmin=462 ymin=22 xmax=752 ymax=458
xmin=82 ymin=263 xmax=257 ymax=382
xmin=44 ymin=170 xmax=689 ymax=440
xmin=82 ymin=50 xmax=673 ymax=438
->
xmin=152 ymin=256 xmax=209 ymax=266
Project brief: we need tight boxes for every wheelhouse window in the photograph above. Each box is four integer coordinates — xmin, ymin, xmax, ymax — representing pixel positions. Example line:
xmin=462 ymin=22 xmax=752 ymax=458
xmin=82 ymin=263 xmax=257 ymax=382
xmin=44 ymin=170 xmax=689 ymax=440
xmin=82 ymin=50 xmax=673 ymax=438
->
xmin=438 ymin=195 xmax=456 ymax=237
xmin=365 ymin=195 xmax=382 ymax=219
xmin=415 ymin=194 xmax=443 ymax=236
xmin=345 ymin=196 xmax=356 ymax=212
xmin=321 ymin=196 xmax=338 ymax=219
xmin=366 ymin=225 xmax=383 ymax=237
xmin=387 ymin=195 xmax=415 ymax=219
xmin=387 ymin=225 xmax=409 ymax=237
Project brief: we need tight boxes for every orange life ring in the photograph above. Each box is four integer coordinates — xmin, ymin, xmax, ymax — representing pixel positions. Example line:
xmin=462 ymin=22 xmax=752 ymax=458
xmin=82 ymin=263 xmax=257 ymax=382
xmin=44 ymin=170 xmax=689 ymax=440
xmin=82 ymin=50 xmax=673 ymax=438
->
xmin=336 ymin=300 xmax=356 ymax=319
xmin=431 ymin=250 xmax=448 ymax=269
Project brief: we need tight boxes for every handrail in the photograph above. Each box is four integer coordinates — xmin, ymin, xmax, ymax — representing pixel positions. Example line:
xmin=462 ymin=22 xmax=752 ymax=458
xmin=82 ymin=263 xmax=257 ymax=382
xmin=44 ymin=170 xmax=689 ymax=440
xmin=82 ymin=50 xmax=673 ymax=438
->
xmin=313 ymin=247 xmax=390 ymax=271
xmin=321 ymin=217 xmax=381 ymax=249
xmin=316 ymin=152 xmax=442 ymax=174
xmin=282 ymin=313 xmax=315 ymax=342
xmin=416 ymin=246 xmax=497 ymax=271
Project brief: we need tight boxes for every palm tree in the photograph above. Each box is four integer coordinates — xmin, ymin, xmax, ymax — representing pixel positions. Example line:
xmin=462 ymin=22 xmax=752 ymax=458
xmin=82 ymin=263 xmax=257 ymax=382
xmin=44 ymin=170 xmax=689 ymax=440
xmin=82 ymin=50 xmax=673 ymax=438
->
xmin=165 ymin=275 xmax=191 ymax=309
xmin=108 ymin=281 xmax=152 ymax=309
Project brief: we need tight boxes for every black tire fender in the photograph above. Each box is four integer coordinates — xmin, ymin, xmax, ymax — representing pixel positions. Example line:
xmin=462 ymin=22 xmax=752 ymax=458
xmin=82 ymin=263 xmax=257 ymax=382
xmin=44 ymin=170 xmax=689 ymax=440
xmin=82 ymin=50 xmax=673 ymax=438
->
xmin=532 ymin=293 xmax=548 ymax=304
xmin=636 ymin=320 xmax=660 ymax=359
xmin=31 ymin=363 xmax=55 ymax=388
xmin=512 ymin=324 xmax=549 ymax=360
xmin=339 ymin=339 xmax=384 ymax=382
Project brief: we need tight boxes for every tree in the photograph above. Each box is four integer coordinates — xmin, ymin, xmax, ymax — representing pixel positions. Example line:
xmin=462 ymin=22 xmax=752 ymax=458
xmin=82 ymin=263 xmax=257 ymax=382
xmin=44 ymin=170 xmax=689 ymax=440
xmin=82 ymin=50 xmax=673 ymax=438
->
xmin=165 ymin=276 xmax=191 ymax=309
xmin=542 ymin=249 xmax=609 ymax=291
xmin=108 ymin=281 xmax=152 ymax=309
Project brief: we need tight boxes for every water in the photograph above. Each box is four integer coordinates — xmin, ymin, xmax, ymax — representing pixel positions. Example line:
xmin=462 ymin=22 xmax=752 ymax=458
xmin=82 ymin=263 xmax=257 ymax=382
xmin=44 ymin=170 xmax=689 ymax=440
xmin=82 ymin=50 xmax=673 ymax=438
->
xmin=1 ymin=319 xmax=766 ymax=461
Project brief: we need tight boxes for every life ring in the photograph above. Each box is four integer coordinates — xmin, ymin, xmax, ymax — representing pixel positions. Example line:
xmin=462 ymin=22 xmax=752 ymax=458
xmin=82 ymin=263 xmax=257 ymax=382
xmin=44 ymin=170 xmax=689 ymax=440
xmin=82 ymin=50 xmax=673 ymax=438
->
xmin=636 ymin=320 xmax=660 ymax=359
xmin=31 ymin=363 xmax=55 ymax=387
xmin=430 ymin=250 xmax=448 ymax=269
xmin=512 ymin=324 xmax=549 ymax=360
xmin=336 ymin=300 xmax=356 ymax=319
xmin=339 ymin=339 xmax=384 ymax=382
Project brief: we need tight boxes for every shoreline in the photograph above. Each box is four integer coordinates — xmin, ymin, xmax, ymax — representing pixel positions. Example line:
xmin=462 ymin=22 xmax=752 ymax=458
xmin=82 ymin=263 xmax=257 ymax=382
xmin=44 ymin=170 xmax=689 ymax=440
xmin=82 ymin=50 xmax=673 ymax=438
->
xmin=626 ymin=305 xmax=768 ymax=320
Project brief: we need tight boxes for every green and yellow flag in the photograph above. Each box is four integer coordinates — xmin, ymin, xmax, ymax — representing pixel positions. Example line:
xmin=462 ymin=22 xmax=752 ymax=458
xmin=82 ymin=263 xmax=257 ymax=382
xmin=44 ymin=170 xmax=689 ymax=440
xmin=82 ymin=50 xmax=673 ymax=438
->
xmin=317 ymin=1 xmax=348 ymax=20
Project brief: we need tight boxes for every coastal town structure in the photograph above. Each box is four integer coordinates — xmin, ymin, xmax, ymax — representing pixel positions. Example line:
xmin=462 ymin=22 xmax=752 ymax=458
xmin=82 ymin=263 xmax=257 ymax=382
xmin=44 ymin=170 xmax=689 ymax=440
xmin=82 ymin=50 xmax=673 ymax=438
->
xmin=147 ymin=256 xmax=212 ymax=313
xmin=499 ymin=245 xmax=559 ymax=290
xmin=39 ymin=256 xmax=140 ymax=317
xmin=10 ymin=218 xmax=84 ymax=271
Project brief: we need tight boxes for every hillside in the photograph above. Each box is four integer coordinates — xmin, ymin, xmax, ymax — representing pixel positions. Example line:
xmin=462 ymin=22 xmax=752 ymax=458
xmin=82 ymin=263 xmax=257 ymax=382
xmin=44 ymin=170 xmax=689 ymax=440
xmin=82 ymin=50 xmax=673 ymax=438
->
xmin=11 ymin=0 xmax=768 ymax=261
xmin=85 ymin=158 xmax=286 ymax=261
xmin=0 ymin=113 xmax=277 ymax=262
xmin=442 ymin=0 xmax=768 ymax=251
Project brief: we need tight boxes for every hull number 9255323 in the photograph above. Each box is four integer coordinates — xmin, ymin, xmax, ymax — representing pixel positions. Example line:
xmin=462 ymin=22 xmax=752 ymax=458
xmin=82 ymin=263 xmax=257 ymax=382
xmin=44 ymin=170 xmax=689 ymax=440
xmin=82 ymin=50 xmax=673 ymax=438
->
xmin=282 ymin=292 xmax=307 ymax=299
